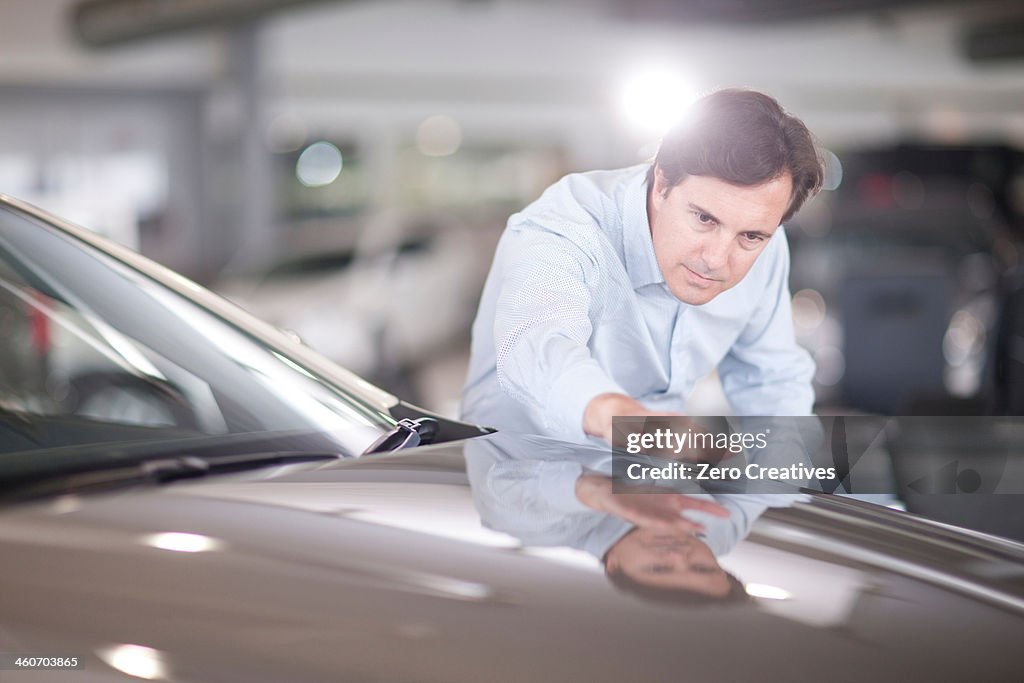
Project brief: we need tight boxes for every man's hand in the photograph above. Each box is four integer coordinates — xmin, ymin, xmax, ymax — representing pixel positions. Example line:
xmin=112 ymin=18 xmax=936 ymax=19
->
xmin=583 ymin=393 xmax=675 ymax=443
xmin=583 ymin=393 xmax=729 ymax=462
xmin=574 ymin=474 xmax=729 ymax=535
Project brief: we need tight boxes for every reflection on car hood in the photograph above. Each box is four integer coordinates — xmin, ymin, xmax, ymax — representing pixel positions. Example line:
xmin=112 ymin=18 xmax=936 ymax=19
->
xmin=0 ymin=431 xmax=1021 ymax=682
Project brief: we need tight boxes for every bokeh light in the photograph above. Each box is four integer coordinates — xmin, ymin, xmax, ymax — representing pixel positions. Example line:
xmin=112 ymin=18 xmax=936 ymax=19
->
xmin=416 ymin=115 xmax=462 ymax=157
xmin=792 ymin=289 xmax=827 ymax=330
xmin=821 ymin=149 xmax=844 ymax=191
xmin=296 ymin=141 xmax=343 ymax=187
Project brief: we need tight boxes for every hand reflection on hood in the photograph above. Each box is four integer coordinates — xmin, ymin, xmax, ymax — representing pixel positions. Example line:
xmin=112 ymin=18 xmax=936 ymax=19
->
xmin=464 ymin=431 xmax=802 ymax=603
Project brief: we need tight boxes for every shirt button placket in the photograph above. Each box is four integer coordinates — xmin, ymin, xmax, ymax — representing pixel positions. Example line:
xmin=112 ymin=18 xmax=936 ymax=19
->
xmin=667 ymin=302 xmax=690 ymax=399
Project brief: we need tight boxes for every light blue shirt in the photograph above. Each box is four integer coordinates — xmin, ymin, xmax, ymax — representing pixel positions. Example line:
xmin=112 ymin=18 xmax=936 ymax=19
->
xmin=461 ymin=164 xmax=814 ymax=444
xmin=463 ymin=433 xmax=805 ymax=559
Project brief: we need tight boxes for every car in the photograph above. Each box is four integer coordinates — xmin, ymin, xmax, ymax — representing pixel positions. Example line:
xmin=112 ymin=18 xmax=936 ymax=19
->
xmin=214 ymin=210 xmax=498 ymax=406
xmin=0 ymin=194 xmax=1022 ymax=682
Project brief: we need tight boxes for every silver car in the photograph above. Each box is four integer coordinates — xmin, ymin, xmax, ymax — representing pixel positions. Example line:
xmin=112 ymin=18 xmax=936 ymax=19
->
xmin=0 ymin=196 xmax=1021 ymax=682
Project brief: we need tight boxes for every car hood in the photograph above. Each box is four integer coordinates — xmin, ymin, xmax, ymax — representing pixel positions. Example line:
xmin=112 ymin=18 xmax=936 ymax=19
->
xmin=1 ymin=430 xmax=1022 ymax=682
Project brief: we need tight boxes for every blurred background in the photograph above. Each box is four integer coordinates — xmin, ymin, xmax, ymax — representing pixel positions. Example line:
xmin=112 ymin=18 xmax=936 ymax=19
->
xmin=3 ymin=0 xmax=1024 ymax=420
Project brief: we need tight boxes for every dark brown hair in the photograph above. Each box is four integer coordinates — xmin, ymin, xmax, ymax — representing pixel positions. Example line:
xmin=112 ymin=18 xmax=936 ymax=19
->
xmin=647 ymin=88 xmax=824 ymax=224
xmin=606 ymin=564 xmax=751 ymax=606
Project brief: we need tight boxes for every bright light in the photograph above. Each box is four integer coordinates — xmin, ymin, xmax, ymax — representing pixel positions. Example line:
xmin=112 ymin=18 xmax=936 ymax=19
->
xmin=745 ymin=583 xmax=792 ymax=601
xmin=416 ymin=115 xmax=462 ymax=157
xmin=822 ymin=149 xmax=844 ymax=191
xmin=619 ymin=67 xmax=697 ymax=137
xmin=296 ymin=141 xmax=343 ymax=187
xmin=98 ymin=644 xmax=168 ymax=680
xmin=144 ymin=532 xmax=222 ymax=553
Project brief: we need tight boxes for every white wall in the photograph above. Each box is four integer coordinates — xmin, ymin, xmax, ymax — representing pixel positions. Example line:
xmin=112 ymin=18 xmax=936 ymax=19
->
xmin=260 ymin=0 xmax=1024 ymax=150
xmin=2 ymin=0 xmax=1023 ymax=151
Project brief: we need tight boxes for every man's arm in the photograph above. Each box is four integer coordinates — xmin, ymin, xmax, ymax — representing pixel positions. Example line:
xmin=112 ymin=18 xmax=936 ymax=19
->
xmin=492 ymin=225 xmax=632 ymax=442
xmin=718 ymin=227 xmax=815 ymax=416
xmin=575 ymin=473 xmax=729 ymax=534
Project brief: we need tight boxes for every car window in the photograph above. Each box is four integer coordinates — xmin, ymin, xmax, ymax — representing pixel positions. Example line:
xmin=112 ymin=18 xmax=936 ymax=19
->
xmin=0 ymin=205 xmax=395 ymax=459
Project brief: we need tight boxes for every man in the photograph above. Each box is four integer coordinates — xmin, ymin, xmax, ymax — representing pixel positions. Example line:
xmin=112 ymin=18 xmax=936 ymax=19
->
xmin=462 ymin=88 xmax=823 ymax=444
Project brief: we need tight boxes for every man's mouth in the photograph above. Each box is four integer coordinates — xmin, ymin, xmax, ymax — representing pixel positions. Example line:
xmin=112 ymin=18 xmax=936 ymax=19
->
xmin=682 ymin=265 xmax=718 ymax=284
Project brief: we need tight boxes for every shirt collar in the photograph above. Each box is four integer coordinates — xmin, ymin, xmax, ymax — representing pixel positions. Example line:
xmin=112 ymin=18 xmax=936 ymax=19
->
xmin=620 ymin=167 xmax=665 ymax=290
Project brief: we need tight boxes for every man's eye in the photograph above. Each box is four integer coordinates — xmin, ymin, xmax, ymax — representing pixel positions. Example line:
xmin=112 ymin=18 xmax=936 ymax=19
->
xmin=694 ymin=212 xmax=714 ymax=225
xmin=742 ymin=232 xmax=765 ymax=243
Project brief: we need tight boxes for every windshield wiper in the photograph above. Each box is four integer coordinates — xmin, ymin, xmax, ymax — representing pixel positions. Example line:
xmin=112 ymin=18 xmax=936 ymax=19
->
xmin=0 ymin=450 xmax=340 ymax=504
xmin=139 ymin=451 xmax=340 ymax=482
xmin=363 ymin=418 xmax=439 ymax=455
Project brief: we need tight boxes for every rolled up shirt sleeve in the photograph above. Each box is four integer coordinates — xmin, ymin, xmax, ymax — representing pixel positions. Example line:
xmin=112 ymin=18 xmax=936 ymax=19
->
xmin=493 ymin=225 xmax=626 ymax=442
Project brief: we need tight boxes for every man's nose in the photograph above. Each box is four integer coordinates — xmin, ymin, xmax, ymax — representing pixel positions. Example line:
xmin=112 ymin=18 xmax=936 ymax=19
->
xmin=699 ymin=232 xmax=730 ymax=272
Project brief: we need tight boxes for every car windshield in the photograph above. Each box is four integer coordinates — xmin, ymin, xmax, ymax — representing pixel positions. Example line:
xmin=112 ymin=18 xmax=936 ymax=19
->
xmin=0 ymin=202 xmax=397 ymax=476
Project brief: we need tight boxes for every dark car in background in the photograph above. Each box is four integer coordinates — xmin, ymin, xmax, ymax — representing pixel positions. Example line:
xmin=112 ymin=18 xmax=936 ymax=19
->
xmin=787 ymin=144 xmax=1024 ymax=414
xmin=1 ymin=196 xmax=1023 ymax=682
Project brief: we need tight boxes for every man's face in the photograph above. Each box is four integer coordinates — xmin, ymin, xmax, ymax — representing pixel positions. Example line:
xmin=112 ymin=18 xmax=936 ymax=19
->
xmin=605 ymin=528 xmax=731 ymax=597
xmin=647 ymin=169 xmax=793 ymax=305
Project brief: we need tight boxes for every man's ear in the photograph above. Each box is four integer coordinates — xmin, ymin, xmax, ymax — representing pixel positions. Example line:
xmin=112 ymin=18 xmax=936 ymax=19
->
xmin=653 ymin=166 xmax=672 ymax=199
